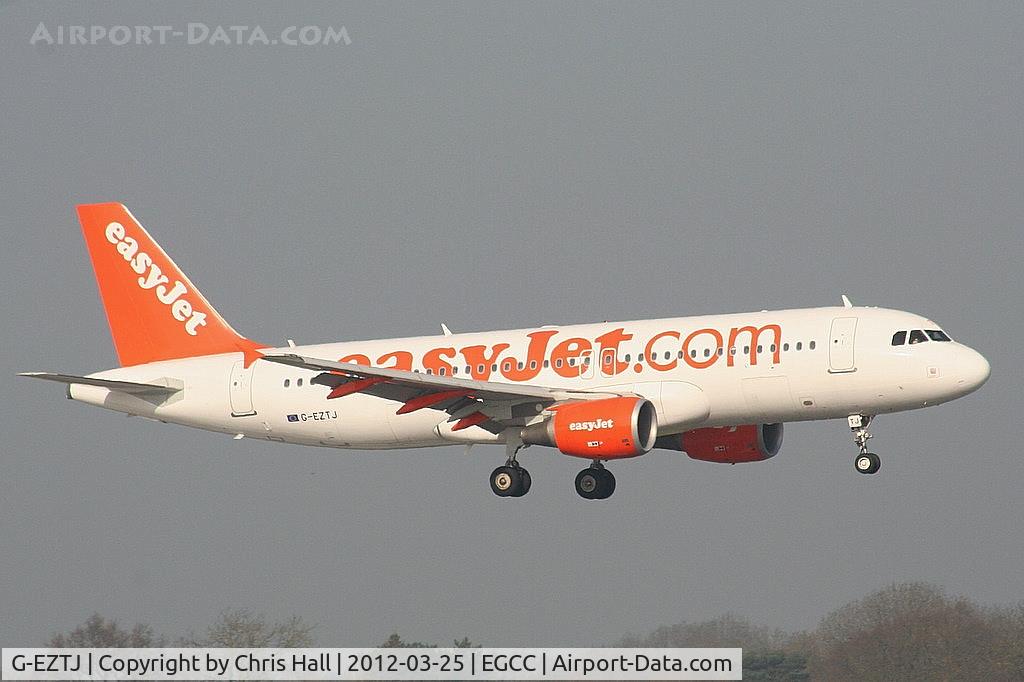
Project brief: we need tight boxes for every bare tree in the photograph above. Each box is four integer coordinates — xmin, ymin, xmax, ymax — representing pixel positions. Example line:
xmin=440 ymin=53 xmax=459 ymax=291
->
xmin=49 ymin=614 xmax=164 ymax=647
xmin=182 ymin=609 xmax=314 ymax=647
xmin=619 ymin=613 xmax=788 ymax=650
xmin=808 ymin=582 xmax=1004 ymax=681
xmin=380 ymin=633 xmax=478 ymax=648
xmin=983 ymin=602 xmax=1024 ymax=680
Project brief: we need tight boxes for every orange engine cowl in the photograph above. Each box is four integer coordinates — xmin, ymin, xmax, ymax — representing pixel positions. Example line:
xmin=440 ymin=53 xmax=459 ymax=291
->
xmin=521 ymin=397 xmax=658 ymax=459
xmin=656 ymin=423 xmax=783 ymax=463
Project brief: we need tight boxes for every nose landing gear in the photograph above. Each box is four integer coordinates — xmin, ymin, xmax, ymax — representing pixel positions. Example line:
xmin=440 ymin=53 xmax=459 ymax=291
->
xmin=849 ymin=414 xmax=881 ymax=474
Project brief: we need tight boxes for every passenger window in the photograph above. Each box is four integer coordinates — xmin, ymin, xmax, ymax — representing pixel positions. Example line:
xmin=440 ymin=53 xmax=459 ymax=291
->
xmin=624 ymin=354 xmax=631 ymax=362
xmin=518 ymin=362 xmax=525 ymax=370
xmin=452 ymin=367 xmax=458 ymax=375
xmin=757 ymin=345 xmax=763 ymax=353
xmin=284 ymin=379 xmax=290 ymax=388
xmin=556 ymin=358 xmax=563 ymax=368
xmin=439 ymin=367 xmax=446 ymax=376
xmin=297 ymin=378 xmax=303 ymax=387
xmin=809 ymin=341 xmax=816 ymax=350
xmin=744 ymin=345 xmax=750 ymax=354
xmin=477 ymin=365 xmax=484 ymax=373
xmin=492 ymin=364 xmax=498 ymax=372
xmin=703 ymin=348 xmax=710 ymax=358
xmin=796 ymin=342 xmax=802 ymax=351
xmin=503 ymin=361 xmax=512 ymax=371
xmin=530 ymin=360 xmax=537 ymax=370
xmin=926 ymin=330 xmax=951 ymax=342
xmin=543 ymin=360 xmax=549 ymax=368
xmin=717 ymin=348 xmax=724 ymax=356
xmin=783 ymin=343 xmax=789 ymax=351
xmin=909 ymin=330 xmax=928 ymax=344
xmin=690 ymin=349 xmax=697 ymax=358
xmin=770 ymin=344 xmax=776 ymax=353
xmin=891 ymin=331 xmax=907 ymax=346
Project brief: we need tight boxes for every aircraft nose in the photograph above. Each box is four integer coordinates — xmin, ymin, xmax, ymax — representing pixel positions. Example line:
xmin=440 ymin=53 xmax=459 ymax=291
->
xmin=957 ymin=347 xmax=991 ymax=394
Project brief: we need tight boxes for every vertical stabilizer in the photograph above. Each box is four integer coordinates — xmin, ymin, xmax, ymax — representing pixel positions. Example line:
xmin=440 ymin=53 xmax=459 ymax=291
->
xmin=76 ymin=203 xmax=264 ymax=366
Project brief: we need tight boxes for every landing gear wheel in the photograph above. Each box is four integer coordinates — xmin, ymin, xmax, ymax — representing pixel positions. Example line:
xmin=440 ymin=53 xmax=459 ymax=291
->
xmin=575 ymin=466 xmax=616 ymax=499
xmin=575 ymin=469 xmax=601 ymax=499
xmin=595 ymin=468 xmax=616 ymax=499
xmin=490 ymin=465 xmax=523 ymax=497
xmin=855 ymin=452 xmax=881 ymax=475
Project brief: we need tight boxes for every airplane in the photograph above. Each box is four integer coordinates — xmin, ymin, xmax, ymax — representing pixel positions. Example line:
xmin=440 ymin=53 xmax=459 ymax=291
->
xmin=21 ymin=203 xmax=991 ymax=499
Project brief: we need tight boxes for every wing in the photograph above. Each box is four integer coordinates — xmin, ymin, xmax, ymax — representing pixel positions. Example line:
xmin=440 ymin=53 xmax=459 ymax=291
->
xmin=19 ymin=372 xmax=181 ymax=397
xmin=261 ymin=353 xmax=618 ymax=434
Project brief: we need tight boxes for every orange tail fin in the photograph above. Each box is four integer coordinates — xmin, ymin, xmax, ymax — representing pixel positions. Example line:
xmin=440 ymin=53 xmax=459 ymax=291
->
xmin=77 ymin=203 xmax=264 ymax=367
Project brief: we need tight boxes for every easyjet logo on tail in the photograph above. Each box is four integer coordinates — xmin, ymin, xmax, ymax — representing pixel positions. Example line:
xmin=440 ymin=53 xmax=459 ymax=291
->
xmin=104 ymin=221 xmax=207 ymax=335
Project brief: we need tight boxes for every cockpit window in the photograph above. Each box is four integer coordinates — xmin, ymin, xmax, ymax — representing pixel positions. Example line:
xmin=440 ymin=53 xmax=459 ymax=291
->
xmin=926 ymin=329 xmax=951 ymax=342
xmin=891 ymin=331 xmax=907 ymax=346
xmin=908 ymin=329 xmax=928 ymax=344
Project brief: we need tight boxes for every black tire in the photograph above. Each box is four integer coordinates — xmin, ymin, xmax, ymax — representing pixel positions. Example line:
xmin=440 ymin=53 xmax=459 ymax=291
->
xmin=596 ymin=468 xmax=616 ymax=499
xmin=577 ymin=466 xmax=606 ymax=499
xmin=855 ymin=452 xmax=881 ymax=475
xmin=575 ymin=469 xmax=601 ymax=499
xmin=517 ymin=468 xmax=532 ymax=496
xmin=490 ymin=466 xmax=522 ymax=496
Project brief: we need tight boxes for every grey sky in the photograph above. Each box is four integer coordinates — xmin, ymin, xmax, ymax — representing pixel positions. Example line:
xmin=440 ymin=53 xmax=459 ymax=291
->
xmin=2 ymin=1 xmax=1021 ymax=646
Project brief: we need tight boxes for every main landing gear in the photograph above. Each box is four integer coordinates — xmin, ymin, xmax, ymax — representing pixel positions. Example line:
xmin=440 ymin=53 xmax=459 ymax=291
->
xmin=491 ymin=438 xmax=532 ymax=498
xmin=575 ymin=462 xmax=616 ymax=500
xmin=488 ymin=437 xmax=618 ymax=499
xmin=490 ymin=463 xmax=531 ymax=497
xmin=849 ymin=414 xmax=881 ymax=475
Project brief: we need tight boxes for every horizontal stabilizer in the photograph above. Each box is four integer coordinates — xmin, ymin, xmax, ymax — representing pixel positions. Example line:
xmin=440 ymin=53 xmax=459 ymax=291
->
xmin=19 ymin=372 xmax=181 ymax=396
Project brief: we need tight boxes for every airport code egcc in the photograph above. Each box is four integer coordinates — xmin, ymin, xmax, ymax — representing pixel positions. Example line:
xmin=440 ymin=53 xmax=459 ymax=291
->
xmin=2 ymin=647 xmax=742 ymax=680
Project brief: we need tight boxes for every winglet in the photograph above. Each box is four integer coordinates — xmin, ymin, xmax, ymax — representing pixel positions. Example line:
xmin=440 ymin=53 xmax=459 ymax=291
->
xmin=841 ymin=294 xmax=853 ymax=308
xmin=440 ymin=323 xmax=453 ymax=336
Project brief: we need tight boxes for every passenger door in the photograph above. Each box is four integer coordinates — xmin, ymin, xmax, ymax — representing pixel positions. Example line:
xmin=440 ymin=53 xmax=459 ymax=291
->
xmin=229 ymin=360 xmax=257 ymax=416
xmin=828 ymin=317 xmax=858 ymax=373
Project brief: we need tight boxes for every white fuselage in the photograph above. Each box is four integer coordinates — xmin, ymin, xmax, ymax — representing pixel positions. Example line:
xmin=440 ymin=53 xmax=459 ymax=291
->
xmin=70 ymin=306 xmax=990 ymax=450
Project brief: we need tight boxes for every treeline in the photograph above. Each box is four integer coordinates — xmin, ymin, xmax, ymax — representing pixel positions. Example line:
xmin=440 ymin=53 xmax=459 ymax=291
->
xmin=49 ymin=609 xmax=316 ymax=648
xmin=48 ymin=582 xmax=1024 ymax=681
xmin=47 ymin=610 xmax=473 ymax=650
xmin=618 ymin=582 xmax=1024 ymax=681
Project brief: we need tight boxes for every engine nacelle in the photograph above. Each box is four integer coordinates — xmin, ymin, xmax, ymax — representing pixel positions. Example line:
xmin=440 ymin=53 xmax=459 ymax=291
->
xmin=521 ymin=397 xmax=658 ymax=459
xmin=655 ymin=423 xmax=783 ymax=463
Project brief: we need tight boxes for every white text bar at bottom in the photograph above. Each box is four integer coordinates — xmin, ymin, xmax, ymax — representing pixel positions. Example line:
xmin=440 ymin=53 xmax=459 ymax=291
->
xmin=2 ymin=647 xmax=742 ymax=680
